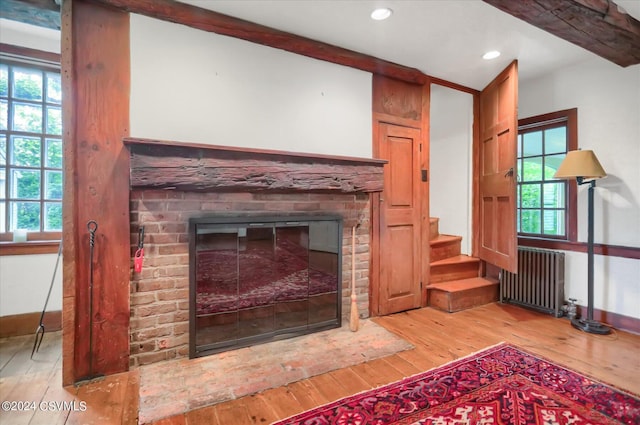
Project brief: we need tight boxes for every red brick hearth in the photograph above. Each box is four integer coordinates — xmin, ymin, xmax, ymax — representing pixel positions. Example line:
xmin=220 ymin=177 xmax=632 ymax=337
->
xmin=126 ymin=139 xmax=385 ymax=367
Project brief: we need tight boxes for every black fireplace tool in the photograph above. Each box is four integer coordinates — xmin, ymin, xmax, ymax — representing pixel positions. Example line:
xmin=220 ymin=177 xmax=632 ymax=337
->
xmin=30 ymin=241 xmax=62 ymax=359
xmin=78 ymin=220 xmax=103 ymax=383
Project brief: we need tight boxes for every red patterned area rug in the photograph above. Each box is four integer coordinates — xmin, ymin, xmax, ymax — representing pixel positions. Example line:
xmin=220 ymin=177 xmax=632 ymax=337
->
xmin=273 ymin=342 xmax=639 ymax=425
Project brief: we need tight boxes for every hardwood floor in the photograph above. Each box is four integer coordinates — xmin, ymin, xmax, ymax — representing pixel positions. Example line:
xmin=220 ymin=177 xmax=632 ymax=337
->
xmin=0 ymin=331 xmax=139 ymax=425
xmin=1 ymin=303 xmax=638 ymax=424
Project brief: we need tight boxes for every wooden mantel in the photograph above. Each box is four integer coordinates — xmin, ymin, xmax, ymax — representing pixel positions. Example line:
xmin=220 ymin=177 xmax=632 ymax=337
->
xmin=125 ymin=138 xmax=387 ymax=193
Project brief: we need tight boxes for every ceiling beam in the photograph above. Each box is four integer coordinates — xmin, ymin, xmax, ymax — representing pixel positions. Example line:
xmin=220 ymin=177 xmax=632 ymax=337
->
xmin=86 ymin=0 xmax=428 ymax=85
xmin=1 ymin=0 xmax=60 ymax=29
xmin=483 ymin=0 xmax=640 ymax=67
xmin=6 ymin=0 xmax=59 ymax=12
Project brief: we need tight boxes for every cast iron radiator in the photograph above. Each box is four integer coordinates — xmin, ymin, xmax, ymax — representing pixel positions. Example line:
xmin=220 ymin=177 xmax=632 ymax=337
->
xmin=500 ymin=247 xmax=565 ymax=317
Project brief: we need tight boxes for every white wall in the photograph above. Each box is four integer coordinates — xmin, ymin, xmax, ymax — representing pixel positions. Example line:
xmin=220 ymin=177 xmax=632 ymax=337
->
xmin=519 ymin=57 xmax=640 ymax=319
xmin=0 ymin=20 xmax=62 ymax=317
xmin=0 ymin=19 xmax=60 ymax=53
xmin=0 ymin=252 xmax=62 ymax=315
xmin=129 ymin=14 xmax=372 ymax=158
xmin=563 ymin=251 xmax=639 ymax=319
xmin=429 ymin=85 xmax=474 ymax=253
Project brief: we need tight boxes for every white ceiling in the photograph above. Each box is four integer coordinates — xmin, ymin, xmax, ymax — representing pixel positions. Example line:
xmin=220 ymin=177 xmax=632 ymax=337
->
xmin=179 ymin=0 xmax=640 ymax=90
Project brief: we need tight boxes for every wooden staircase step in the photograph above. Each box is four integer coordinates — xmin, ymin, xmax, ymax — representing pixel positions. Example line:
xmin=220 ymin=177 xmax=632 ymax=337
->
xmin=430 ymin=234 xmax=461 ymax=246
xmin=430 ymin=255 xmax=480 ymax=284
xmin=427 ymin=277 xmax=499 ymax=313
xmin=429 ymin=234 xmax=462 ymax=262
xmin=431 ymin=254 xmax=479 ymax=266
xmin=429 ymin=277 xmax=498 ymax=292
xmin=429 ymin=217 xmax=439 ymax=240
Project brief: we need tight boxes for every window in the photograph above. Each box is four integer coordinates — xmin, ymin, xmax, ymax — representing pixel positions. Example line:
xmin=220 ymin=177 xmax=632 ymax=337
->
xmin=1 ymin=58 xmax=62 ymax=237
xmin=517 ymin=109 xmax=577 ymax=241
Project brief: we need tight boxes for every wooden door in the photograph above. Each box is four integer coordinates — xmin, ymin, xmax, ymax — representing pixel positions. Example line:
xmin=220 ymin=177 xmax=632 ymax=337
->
xmin=477 ymin=61 xmax=518 ymax=273
xmin=377 ymin=123 xmax=423 ymax=315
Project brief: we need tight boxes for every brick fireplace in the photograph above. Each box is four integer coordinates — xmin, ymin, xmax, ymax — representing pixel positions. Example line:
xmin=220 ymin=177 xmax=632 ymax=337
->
xmin=126 ymin=139 xmax=385 ymax=367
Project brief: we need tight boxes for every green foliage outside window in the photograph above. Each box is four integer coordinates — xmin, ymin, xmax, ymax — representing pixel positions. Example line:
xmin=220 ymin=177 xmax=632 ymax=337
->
xmin=13 ymin=68 xmax=42 ymax=100
xmin=12 ymin=137 xmax=41 ymax=166
xmin=517 ymin=128 xmax=567 ymax=238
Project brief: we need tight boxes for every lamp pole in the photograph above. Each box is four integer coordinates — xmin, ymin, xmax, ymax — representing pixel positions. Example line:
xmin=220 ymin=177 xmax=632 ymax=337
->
xmin=586 ymin=179 xmax=595 ymax=323
xmin=571 ymin=178 xmax=610 ymax=334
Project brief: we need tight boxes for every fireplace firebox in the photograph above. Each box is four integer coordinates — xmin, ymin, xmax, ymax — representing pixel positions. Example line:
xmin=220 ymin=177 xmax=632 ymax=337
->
xmin=189 ymin=215 xmax=342 ymax=358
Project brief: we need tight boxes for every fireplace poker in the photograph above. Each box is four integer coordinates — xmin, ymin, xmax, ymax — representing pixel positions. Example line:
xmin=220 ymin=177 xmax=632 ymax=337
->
xmin=87 ymin=220 xmax=98 ymax=378
xmin=31 ymin=241 xmax=62 ymax=359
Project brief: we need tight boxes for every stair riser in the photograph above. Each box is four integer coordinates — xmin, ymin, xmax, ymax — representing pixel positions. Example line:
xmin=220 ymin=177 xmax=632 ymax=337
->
xmin=428 ymin=285 xmax=499 ymax=313
xmin=430 ymin=241 xmax=461 ymax=262
xmin=430 ymin=262 xmax=480 ymax=284
xmin=429 ymin=219 xmax=439 ymax=240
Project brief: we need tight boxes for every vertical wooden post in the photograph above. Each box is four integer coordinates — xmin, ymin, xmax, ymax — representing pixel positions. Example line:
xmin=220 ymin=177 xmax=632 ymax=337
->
xmin=420 ymin=82 xmax=431 ymax=307
xmin=62 ymin=0 xmax=131 ymax=384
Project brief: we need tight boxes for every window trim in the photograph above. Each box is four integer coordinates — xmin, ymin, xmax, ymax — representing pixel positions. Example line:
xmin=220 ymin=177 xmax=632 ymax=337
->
xmin=517 ymin=108 xmax=578 ymax=247
xmin=0 ymin=44 xmax=61 ymax=256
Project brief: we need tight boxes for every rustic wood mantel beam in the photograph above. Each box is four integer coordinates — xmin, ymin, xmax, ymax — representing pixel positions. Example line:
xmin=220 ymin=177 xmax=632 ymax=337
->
xmin=125 ymin=138 xmax=387 ymax=194
xmin=483 ymin=0 xmax=640 ymax=67
xmin=87 ymin=0 xmax=427 ymax=85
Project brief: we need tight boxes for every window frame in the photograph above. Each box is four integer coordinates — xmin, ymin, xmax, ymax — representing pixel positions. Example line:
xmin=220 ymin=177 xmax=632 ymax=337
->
xmin=517 ymin=108 xmax=578 ymax=248
xmin=0 ymin=44 xmax=61 ymax=255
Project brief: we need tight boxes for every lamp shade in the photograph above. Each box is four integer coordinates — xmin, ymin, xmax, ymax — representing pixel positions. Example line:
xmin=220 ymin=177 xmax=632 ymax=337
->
xmin=553 ymin=150 xmax=606 ymax=180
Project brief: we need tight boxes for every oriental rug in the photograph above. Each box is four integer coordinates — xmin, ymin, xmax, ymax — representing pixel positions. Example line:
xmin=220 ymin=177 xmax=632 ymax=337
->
xmin=273 ymin=342 xmax=640 ymax=425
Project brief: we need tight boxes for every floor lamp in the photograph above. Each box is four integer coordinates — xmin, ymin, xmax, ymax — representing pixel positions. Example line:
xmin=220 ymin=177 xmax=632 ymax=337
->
xmin=554 ymin=150 xmax=611 ymax=334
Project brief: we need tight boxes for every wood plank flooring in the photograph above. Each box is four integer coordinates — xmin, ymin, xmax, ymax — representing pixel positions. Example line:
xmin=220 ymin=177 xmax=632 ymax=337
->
xmin=1 ymin=303 xmax=638 ymax=424
xmin=0 ymin=331 xmax=139 ymax=425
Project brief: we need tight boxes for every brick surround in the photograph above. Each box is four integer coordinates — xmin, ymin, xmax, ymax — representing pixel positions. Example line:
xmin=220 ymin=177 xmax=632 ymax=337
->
xmin=129 ymin=190 xmax=371 ymax=368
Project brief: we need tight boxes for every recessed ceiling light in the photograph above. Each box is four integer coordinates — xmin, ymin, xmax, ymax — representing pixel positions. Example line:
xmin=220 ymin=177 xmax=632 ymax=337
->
xmin=483 ymin=50 xmax=501 ymax=60
xmin=371 ymin=8 xmax=393 ymax=21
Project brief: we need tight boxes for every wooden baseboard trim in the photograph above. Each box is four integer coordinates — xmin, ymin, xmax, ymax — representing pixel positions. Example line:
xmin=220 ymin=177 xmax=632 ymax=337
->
xmin=577 ymin=305 xmax=640 ymax=335
xmin=519 ymin=238 xmax=640 ymax=260
xmin=0 ymin=310 xmax=62 ymax=338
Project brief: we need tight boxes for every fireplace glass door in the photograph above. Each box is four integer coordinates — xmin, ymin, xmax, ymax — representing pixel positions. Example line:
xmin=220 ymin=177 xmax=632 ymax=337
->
xmin=190 ymin=216 xmax=341 ymax=358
